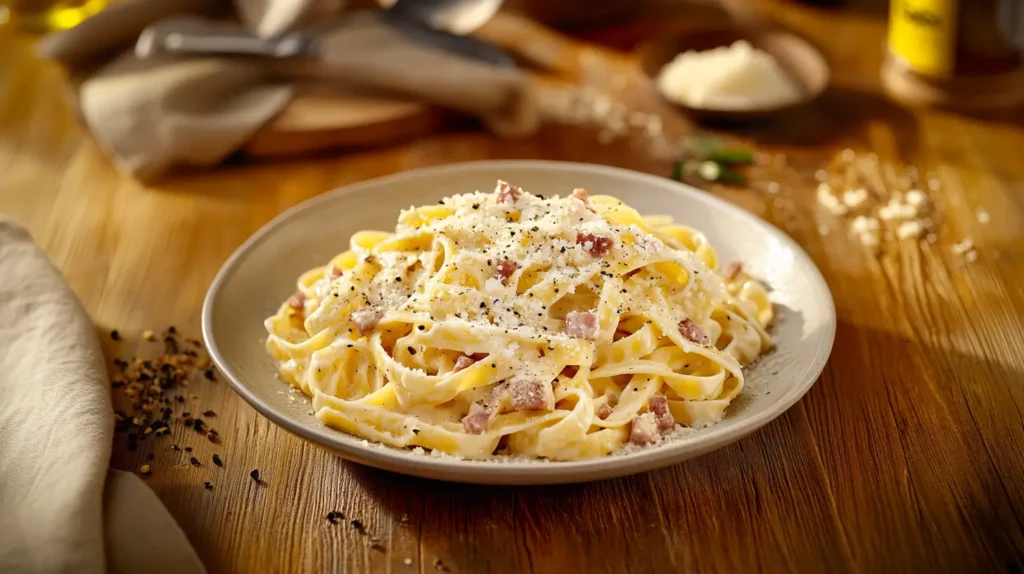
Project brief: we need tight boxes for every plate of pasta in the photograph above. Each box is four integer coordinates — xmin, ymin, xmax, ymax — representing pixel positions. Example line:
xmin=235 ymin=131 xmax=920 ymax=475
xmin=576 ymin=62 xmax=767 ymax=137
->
xmin=203 ymin=160 xmax=834 ymax=484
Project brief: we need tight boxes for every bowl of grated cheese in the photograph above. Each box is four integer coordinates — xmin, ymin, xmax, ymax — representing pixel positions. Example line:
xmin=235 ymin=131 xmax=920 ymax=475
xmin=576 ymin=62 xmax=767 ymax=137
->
xmin=636 ymin=27 xmax=829 ymax=122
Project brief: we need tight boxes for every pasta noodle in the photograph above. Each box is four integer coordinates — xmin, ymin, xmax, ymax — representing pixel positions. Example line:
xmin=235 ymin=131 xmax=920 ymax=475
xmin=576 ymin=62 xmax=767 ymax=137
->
xmin=265 ymin=182 xmax=773 ymax=460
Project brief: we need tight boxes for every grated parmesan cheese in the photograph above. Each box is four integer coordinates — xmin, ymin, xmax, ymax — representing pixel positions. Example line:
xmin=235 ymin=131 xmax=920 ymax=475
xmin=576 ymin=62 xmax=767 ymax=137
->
xmin=656 ymin=40 xmax=801 ymax=110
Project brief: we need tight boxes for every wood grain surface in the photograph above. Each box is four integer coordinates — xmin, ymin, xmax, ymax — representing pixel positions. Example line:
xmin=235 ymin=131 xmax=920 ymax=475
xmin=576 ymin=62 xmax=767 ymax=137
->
xmin=2 ymin=1 xmax=1024 ymax=573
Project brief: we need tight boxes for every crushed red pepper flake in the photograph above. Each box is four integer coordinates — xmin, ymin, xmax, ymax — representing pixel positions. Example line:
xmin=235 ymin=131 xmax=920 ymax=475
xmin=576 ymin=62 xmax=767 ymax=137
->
xmin=212 ymin=454 xmax=223 ymax=467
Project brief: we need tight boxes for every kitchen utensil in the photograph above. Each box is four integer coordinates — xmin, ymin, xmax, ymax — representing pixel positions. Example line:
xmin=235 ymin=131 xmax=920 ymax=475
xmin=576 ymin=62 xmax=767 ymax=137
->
xmin=135 ymin=11 xmax=525 ymax=122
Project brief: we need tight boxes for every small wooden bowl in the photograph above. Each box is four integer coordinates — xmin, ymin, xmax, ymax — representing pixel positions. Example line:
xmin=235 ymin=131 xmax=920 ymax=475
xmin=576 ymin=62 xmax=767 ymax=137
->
xmin=635 ymin=27 xmax=829 ymax=122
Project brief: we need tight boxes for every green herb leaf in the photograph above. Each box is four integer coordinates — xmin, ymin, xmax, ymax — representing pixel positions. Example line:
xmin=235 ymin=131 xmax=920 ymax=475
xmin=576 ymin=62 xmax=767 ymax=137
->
xmin=715 ymin=163 xmax=747 ymax=185
xmin=671 ymin=161 xmax=684 ymax=182
xmin=685 ymin=136 xmax=723 ymax=158
xmin=706 ymin=149 xmax=755 ymax=165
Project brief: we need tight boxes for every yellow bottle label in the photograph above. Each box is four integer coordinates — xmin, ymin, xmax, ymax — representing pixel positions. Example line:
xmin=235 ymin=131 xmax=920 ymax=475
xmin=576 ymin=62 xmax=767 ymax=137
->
xmin=888 ymin=0 xmax=958 ymax=77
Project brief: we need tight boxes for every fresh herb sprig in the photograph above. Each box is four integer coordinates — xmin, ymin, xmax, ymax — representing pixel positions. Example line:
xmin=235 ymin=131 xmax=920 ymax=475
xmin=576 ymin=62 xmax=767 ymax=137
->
xmin=671 ymin=136 xmax=754 ymax=185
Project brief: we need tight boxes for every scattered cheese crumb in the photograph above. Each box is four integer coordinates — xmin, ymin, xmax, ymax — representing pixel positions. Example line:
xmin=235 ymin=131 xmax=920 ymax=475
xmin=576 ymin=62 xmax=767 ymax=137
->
xmin=842 ymin=188 xmax=869 ymax=209
xmin=851 ymin=215 xmax=880 ymax=234
xmin=816 ymin=184 xmax=848 ymax=215
xmin=905 ymin=189 xmax=928 ymax=207
xmin=976 ymin=208 xmax=990 ymax=224
xmin=404 ymin=558 xmax=414 ymax=566
xmin=879 ymin=198 xmax=918 ymax=221
xmin=952 ymin=238 xmax=975 ymax=255
xmin=814 ymin=169 xmax=828 ymax=182
xmin=897 ymin=220 xmax=924 ymax=239
xmin=841 ymin=148 xmax=856 ymax=162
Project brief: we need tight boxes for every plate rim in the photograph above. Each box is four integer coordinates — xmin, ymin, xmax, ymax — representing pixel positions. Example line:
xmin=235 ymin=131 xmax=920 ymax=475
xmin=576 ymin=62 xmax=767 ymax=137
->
xmin=201 ymin=160 xmax=836 ymax=484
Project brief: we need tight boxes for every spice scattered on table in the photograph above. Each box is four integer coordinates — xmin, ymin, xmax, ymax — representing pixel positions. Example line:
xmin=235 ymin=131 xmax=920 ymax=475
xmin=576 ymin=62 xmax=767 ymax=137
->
xmin=212 ymin=454 xmax=223 ymax=467
xmin=370 ymin=543 xmax=386 ymax=553
xmin=433 ymin=558 xmax=449 ymax=572
xmin=109 ymin=326 xmax=226 ymax=487
xmin=350 ymin=519 xmax=366 ymax=534
xmin=249 ymin=469 xmax=261 ymax=483
xmin=326 ymin=511 xmax=344 ymax=524
xmin=203 ymin=481 xmax=213 ymax=490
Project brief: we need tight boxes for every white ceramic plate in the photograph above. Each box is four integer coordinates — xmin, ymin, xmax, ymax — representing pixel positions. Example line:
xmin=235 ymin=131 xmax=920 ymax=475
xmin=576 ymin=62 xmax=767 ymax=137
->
xmin=202 ymin=161 xmax=835 ymax=485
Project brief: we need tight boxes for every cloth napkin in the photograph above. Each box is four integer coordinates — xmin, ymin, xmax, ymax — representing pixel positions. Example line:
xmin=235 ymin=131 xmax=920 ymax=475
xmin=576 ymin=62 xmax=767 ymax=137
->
xmin=35 ymin=0 xmax=537 ymax=182
xmin=0 ymin=219 xmax=205 ymax=574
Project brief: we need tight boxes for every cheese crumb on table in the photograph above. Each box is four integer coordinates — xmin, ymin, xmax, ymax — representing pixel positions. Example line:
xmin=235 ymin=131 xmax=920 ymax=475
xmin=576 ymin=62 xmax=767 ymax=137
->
xmin=842 ymin=188 xmax=869 ymax=209
xmin=897 ymin=220 xmax=924 ymax=239
xmin=952 ymin=238 xmax=975 ymax=255
xmin=817 ymin=183 xmax=849 ymax=215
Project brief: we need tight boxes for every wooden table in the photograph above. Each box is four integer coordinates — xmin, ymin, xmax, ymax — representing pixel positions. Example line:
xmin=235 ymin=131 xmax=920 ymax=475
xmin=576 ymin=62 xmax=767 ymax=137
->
xmin=3 ymin=2 xmax=1023 ymax=573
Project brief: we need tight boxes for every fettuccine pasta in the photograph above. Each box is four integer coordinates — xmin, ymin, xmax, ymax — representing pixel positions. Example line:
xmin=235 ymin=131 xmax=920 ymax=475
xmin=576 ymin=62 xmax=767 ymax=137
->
xmin=265 ymin=182 xmax=773 ymax=460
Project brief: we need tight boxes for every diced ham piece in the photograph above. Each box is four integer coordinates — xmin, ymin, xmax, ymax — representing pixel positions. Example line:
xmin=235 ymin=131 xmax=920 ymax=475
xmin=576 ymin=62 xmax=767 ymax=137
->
xmin=287 ymin=290 xmax=306 ymax=309
xmin=351 ymin=308 xmax=382 ymax=335
xmin=576 ymin=233 xmax=613 ymax=257
xmin=678 ymin=318 xmax=709 ymax=345
xmin=570 ymin=187 xmax=591 ymax=208
xmin=453 ymin=355 xmax=475 ymax=373
xmin=723 ymin=261 xmax=743 ymax=281
xmin=494 ymin=259 xmax=517 ymax=282
xmin=628 ymin=413 xmax=659 ymax=445
xmin=564 ymin=311 xmax=599 ymax=340
xmin=597 ymin=403 xmax=613 ymax=420
xmin=508 ymin=378 xmax=554 ymax=411
xmin=462 ymin=403 xmax=496 ymax=434
xmin=495 ymin=180 xmax=522 ymax=204
xmin=649 ymin=395 xmax=675 ymax=431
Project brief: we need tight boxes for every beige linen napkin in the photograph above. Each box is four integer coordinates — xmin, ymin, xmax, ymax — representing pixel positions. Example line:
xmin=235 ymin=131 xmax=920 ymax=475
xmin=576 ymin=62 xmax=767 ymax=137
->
xmin=0 ymin=219 xmax=205 ymax=574
xmin=37 ymin=0 xmax=537 ymax=182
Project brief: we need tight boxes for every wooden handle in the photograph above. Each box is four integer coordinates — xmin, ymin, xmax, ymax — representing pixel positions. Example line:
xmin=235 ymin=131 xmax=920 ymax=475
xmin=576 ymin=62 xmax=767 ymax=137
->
xmin=135 ymin=16 xmax=309 ymax=60
xmin=474 ymin=11 xmax=590 ymax=76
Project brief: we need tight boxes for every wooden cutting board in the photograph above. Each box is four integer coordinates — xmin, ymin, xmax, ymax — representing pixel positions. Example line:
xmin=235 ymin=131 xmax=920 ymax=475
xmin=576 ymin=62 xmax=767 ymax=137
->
xmin=244 ymin=90 xmax=445 ymax=157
